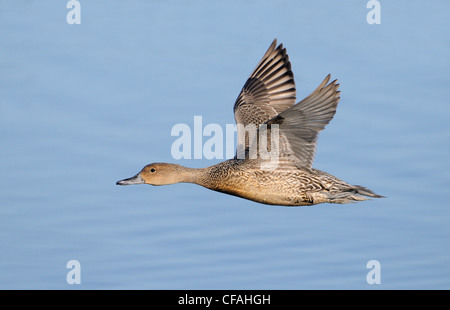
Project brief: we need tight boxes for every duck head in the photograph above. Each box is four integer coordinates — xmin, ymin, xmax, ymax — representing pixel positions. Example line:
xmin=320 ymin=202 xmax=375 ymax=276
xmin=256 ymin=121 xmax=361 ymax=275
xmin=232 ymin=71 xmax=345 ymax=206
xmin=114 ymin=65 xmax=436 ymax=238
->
xmin=116 ymin=163 xmax=190 ymax=186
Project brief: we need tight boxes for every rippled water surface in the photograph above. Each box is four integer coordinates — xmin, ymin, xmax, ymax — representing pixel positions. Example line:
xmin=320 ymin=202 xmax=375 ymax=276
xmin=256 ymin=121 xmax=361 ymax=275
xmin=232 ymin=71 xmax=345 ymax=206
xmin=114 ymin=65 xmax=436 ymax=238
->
xmin=1 ymin=1 xmax=449 ymax=289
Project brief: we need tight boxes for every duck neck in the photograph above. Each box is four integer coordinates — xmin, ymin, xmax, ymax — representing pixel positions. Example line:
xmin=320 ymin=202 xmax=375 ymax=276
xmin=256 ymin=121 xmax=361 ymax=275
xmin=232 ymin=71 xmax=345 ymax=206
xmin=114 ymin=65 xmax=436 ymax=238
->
xmin=176 ymin=165 xmax=210 ymax=187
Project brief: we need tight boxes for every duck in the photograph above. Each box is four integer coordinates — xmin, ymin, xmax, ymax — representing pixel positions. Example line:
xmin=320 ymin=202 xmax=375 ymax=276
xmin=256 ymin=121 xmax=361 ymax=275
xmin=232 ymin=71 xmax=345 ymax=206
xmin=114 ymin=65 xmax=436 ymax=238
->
xmin=116 ymin=39 xmax=383 ymax=206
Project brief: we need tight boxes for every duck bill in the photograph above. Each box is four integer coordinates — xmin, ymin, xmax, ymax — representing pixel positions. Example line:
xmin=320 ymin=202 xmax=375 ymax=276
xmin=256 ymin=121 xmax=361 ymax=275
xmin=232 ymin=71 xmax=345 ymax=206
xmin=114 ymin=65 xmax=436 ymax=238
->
xmin=116 ymin=173 xmax=144 ymax=185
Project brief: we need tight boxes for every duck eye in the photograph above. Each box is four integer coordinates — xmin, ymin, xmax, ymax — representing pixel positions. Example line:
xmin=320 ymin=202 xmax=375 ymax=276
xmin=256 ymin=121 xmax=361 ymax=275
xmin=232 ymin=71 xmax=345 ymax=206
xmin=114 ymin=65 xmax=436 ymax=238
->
xmin=150 ymin=168 xmax=156 ymax=173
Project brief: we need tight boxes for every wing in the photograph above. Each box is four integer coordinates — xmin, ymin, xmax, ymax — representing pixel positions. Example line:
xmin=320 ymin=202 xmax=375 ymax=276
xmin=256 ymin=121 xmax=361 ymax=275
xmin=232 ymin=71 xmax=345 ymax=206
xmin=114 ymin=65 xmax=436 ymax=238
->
xmin=265 ymin=75 xmax=340 ymax=170
xmin=234 ymin=39 xmax=296 ymax=152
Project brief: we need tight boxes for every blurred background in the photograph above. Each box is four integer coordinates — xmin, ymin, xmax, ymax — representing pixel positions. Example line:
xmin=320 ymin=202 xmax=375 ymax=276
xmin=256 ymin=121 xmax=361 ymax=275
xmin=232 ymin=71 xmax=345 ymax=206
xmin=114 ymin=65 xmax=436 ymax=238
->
xmin=0 ymin=0 xmax=449 ymax=289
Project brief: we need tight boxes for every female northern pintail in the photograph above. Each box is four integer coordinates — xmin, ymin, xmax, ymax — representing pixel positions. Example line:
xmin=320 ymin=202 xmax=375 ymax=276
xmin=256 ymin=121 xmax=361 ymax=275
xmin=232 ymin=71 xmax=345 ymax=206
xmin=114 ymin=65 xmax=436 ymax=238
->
xmin=117 ymin=39 xmax=383 ymax=206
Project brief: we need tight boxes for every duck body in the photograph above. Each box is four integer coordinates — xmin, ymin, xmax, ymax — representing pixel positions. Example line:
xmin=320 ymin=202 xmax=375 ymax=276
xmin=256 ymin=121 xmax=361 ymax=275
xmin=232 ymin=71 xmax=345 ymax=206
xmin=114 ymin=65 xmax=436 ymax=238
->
xmin=193 ymin=159 xmax=381 ymax=206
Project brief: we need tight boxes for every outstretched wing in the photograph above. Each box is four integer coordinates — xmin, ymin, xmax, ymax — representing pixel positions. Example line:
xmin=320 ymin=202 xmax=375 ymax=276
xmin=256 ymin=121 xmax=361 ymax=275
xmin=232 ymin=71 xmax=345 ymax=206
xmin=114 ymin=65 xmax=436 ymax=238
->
xmin=266 ymin=75 xmax=340 ymax=170
xmin=234 ymin=39 xmax=296 ymax=151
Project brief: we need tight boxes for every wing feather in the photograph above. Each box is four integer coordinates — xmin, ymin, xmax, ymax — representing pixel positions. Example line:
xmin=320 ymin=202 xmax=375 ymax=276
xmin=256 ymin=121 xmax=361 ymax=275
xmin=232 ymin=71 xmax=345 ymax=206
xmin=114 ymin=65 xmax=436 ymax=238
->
xmin=233 ymin=39 xmax=296 ymax=152
xmin=264 ymin=75 xmax=340 ymax=169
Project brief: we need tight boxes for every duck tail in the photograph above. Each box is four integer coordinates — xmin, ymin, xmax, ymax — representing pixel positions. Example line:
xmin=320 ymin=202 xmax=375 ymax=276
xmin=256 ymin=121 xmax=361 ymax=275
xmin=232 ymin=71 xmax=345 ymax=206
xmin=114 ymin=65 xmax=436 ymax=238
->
xmin=352 ymin=186 xmax=384 ymax=199
xmin=326 ymin=186 xmax=384 ymax=204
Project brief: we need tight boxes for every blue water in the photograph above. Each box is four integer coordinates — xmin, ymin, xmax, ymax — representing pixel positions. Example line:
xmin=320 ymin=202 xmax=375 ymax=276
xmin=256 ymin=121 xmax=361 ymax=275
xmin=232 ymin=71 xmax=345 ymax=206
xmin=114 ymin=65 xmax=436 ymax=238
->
xmin=1 ymin=1 xmax=449 ymax=289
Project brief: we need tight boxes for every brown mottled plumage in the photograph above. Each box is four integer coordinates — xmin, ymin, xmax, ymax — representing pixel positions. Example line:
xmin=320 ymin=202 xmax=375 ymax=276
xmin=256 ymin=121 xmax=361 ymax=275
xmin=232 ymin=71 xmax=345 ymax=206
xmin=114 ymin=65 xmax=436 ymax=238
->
xmin=117 ymin=39 xmax=383 ymax=206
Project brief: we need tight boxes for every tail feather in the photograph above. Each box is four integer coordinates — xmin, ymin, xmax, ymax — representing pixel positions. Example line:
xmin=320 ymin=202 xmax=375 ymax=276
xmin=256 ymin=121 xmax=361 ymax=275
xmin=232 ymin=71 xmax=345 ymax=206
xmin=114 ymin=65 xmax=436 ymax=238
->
xmin=353 ymin=185 xmax=384 ymax=199
xmin=325 ymin=186 xmax=384 ymax=204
